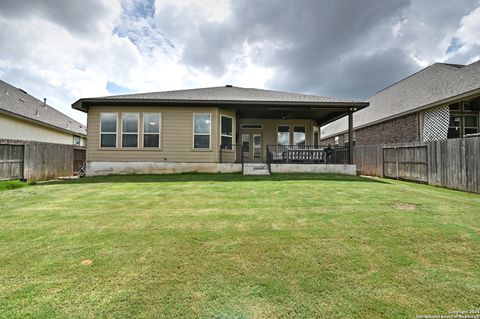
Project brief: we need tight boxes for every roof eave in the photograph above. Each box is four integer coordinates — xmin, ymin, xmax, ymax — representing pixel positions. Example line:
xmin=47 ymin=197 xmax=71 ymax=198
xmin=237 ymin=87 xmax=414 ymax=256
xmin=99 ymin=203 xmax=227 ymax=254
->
xmin=72 ymin=98 xmax=369 ymax=112
xmin=321 ymin=87 xmax=480 ymax=139
xmin=0 ymin=109 xmax=87 ymax=137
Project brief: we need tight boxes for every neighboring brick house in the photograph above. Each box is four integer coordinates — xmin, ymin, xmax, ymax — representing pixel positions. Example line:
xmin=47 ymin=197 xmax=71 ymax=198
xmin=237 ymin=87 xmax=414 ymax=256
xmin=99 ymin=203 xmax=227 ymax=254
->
xmin=321 ymin=60 xmax=480 ymax=146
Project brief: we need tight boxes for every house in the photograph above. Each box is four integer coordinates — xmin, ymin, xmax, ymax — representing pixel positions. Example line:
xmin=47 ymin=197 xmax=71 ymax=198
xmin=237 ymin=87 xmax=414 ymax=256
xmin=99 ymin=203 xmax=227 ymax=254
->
xmin=0 ymin=80 xmax=87 ymax=146
xmin=0 ymin=79 xmax=87 ymax=180
xmin=321 ymin=60 xmax=480 ymax=146
xmin=72 ymin=86 xmax=368 ymax=175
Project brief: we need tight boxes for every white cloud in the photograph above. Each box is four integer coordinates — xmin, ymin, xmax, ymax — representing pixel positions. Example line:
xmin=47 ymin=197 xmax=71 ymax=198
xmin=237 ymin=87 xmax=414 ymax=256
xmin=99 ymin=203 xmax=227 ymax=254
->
xmin=155 ymin=0 xmax=232 ymax=22
xmin=456 ymin=6 xmax=480 ymax=48
xmin=1 ymin=0 xmax=480 ymax=126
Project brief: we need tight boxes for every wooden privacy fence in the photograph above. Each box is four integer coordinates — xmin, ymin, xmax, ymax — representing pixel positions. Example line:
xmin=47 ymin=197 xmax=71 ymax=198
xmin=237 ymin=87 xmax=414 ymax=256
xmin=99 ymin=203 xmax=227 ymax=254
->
xmin=0 ymin=140 xmax=86 ymax=181
xmin=353 ymin=137 xmax=480 ymax=193
xmin=0 ymin=144 xmax=24 ymax=180
xmin=383 ymin=144 xmax=428 ymax=183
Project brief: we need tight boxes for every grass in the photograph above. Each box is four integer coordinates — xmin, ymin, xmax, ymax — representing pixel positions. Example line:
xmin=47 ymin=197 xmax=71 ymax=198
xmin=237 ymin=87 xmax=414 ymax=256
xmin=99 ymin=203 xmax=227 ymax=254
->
xmin=0 ymin=179 xmax=33 ymax=192
xmin=0 ymin=173 xmax=479 ymax=318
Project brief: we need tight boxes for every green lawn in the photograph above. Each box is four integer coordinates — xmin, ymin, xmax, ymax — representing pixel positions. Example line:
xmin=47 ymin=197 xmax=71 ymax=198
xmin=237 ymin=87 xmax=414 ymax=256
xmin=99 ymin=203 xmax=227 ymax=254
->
xmin=0 ymin=173 xmax=479 ymax=318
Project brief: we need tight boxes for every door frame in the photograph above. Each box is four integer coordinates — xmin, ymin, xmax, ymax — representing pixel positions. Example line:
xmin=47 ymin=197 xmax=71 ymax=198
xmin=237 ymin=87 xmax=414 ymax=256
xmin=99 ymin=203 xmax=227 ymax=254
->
xmin=241 ymin=131 xmax=263 ymax=163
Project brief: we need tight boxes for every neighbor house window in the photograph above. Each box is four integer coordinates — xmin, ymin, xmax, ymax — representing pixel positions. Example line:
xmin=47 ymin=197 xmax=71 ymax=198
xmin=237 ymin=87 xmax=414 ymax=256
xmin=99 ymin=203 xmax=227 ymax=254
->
xmin=73 ymin=136 xmax=81 ymax=145
xmin=193 ymin=113 xmax=211 ymax=149
xmin=277 ymin=125 xmax=290 ymax=145
xmin=448 ymin=101 xmax=480 ymax=138
xmin=143 ymin=113 xmax=161 ymax=148
xmin=220 ymin=115 xmax=233 ymax=149
xmin=334 ymin=136 xmax=339 ymax=145
xmin=100 ymin=113 xmax=117 ymax=148
xmin=464 ymin=115 xmax=478 ymax=135
xmin=294 ymin=126 xmax=306 ymax=146
xmin=122 ymin=113 xmax=139 ymax=148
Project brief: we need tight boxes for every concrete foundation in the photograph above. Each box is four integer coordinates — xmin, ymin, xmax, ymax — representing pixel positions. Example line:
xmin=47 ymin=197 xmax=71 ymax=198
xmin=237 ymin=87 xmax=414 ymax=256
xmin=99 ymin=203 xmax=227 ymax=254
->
xmin=270 ymin=163 xmax=356 ymax=175
xmin=87 ymin=161 xmax=356 ymax=176
xmin=87 ymin=162 xmax=242 ymax=176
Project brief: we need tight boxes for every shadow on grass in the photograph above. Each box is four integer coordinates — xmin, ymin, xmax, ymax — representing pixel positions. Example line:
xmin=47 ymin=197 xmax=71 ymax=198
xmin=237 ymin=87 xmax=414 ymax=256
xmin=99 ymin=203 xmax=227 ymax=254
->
xmin=39 ymin=173 xmax=387 ymax=186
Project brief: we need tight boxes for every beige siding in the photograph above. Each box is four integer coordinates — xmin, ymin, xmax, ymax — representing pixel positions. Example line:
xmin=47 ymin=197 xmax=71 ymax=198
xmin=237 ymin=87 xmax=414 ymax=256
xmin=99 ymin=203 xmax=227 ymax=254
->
xmin=87 ymin=106 xmax=220 ymax=163
xmin=0 ymin=113 xmax=75 ymax=145
xmin=238 ymin=118 xmax=316 ymax=159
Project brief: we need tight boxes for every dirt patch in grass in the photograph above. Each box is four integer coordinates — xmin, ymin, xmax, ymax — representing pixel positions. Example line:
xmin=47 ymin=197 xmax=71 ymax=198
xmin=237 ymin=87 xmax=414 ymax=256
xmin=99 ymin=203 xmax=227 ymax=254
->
xmin=393 ymin=203 xmax=418 ymax=211
xmin=81 ymin=259 xmax=93 ymax=266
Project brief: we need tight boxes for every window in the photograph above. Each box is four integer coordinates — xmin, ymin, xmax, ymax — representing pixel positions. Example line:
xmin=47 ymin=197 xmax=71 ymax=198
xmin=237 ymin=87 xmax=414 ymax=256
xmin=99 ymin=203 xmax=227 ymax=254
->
xmin=193 ymin=113 xmax=211 ymax=149
xmin=293 ymin=126 xmax=306 ymax=146
xmin=73 ymin=136 xmax=81 ymax=145
xmin=343 ymin=131 xmax=356 ymax=146
xmin=465 ymin=115 xmax=478 ymax=135
xmin=240 ymin=124 xmax=263 ymax=129
xmin=277 ymin=125 xmax=290 ymax=145
xmin=334 ymin=136 xmax=339 ymax=145
xmin=448 ymin=101 xmax=480 ymax=138
xmin=143 ymin=113 xmax=161 ymax=148
xmin=122 ymin=113 xmax=139 ymax=148
xmin=221 ymin=115 xmax=233 ymax=149
xmin=313 ymin=127 xmax=319 ymax=148
xmin=100 ymin=113 xmax=117 ymax=147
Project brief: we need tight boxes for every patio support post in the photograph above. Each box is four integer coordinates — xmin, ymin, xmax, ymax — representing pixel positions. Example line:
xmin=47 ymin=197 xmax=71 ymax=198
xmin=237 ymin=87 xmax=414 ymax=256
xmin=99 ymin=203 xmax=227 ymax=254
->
xmin=348 ymin=108 xmax=353 ymax=164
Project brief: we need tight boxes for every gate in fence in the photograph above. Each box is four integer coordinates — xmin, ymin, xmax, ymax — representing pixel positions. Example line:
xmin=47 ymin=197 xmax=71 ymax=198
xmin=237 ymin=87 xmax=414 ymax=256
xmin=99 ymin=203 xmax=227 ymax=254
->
xmin=0 ymin=144 xmax=24 ymax=180
xmin=382 ymin=144 xmax=428 ymax=183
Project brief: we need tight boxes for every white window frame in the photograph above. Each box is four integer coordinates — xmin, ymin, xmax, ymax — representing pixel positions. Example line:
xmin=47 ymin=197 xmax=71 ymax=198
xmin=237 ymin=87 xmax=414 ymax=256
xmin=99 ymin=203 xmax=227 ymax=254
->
xmin=99 ymin=112 xmax=118 ymax=148
xmin=193 ymin=113 xmax=212 ymax=150
xmin=293 ymin=125 xmax=306 ymax=146
xmin=312 ymin=126 xmax=319 ymax=146
xmin=220 ymin=115 xmax=233 ymax=149
xmin=142 ymin=112 xmax=162 ymax=149
xmin=277 ymin=124 xmax=291 ymax=145
xmin=121 ymin=112 xmax=139 ymax=148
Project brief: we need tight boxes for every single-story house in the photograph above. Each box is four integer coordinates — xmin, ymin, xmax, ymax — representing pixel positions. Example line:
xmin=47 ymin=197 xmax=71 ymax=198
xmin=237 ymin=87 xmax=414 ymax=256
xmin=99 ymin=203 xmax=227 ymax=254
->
xmin=321 ymin=60 xmax=480 ymax=146
xmin=0 ymin=80 xmax=87 ymax=146
xmin=72 ymin=86 xmax=368 ymax=175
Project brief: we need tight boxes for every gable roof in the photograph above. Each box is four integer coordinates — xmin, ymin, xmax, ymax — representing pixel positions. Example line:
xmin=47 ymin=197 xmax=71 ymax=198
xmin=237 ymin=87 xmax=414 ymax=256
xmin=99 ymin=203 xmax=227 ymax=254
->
xmin=321 ymin=60 xmax=480 ymax=139
xmin=72 ymin=85 xmax=368 ymax=112
xmin=0 ymin=80 xmax=86 ymax=136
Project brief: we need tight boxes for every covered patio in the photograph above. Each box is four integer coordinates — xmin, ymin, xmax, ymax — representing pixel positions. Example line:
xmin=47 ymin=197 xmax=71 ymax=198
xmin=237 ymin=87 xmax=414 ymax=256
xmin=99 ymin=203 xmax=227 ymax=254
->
xmin=218 ymin=98 xmax=368 ymax=171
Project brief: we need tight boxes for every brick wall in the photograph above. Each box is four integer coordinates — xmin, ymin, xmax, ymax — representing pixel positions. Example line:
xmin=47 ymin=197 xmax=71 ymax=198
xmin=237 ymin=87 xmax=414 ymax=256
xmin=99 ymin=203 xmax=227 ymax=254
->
xmin=356 ymin=113 xmax=420 ymax=146
xmin=321 ymin=112 xmax=420 ymax=146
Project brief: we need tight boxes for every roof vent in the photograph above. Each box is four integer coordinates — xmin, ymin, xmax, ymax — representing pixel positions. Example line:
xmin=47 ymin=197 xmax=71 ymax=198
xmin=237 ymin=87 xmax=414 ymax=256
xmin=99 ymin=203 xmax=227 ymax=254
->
xmin=19 ymin=98 xmax=25 ymax=103
xmin=18 ymin=88 xmax=27 ymax=94
xmin=226 ymin=84 xmax=233 ymax=88
xmin=43 ymin=98 xmax=47 ymax=108
xmin=35 ymin=109 xmax=39 ymax=116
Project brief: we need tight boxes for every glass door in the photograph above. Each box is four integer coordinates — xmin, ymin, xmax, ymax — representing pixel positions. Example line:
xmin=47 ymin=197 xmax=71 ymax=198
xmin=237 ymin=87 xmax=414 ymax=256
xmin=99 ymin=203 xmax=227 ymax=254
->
xmin=242 ymin=133 xmax=250 ymax=162
xmin=241 ymin=133 xmax=262 ymax=162
xmin=252 ymin=134 xmax=262 ymax=162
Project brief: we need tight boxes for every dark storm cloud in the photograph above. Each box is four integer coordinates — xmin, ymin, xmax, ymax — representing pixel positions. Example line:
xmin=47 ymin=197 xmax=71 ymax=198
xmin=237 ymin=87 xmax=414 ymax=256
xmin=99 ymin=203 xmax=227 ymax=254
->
xmin=155 ymin=0 xmax=480 ymax=99
xmin=0 ymin=0 xmax=116 ymax=34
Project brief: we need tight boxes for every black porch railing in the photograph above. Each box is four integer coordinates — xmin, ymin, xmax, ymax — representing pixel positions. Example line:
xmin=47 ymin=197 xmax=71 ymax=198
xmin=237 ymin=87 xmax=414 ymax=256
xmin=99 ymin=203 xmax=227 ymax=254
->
xmin=266 ymin=144 xmax=349 ymax=169
xmin=219 ymin=144 xmax=244 ymax=171
xmin=219 ymin=144 xmax=350 ymax=174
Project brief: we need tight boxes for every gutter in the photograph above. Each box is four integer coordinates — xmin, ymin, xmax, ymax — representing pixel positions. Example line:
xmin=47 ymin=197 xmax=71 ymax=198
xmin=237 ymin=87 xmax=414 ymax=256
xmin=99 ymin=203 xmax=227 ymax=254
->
xmin=72 ymin=98 xmax=369 ymax=113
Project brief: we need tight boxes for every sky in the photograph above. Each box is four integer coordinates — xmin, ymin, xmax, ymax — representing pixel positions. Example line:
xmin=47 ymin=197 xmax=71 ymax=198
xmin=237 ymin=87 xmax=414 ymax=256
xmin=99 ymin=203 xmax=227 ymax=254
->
xmin=1 ymin=0 xmax=480 ymax=124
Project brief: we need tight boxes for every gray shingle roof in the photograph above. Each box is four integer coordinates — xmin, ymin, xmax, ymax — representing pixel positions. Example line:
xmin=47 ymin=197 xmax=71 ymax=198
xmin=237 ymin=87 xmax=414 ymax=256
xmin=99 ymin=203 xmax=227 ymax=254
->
xmin=0 ymin=80 xmax=86 ymax=136
xmin=73 ymin=85 xmax=367 ymax=111
xmin=321 ymin=60 xmax=480 ymax=138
